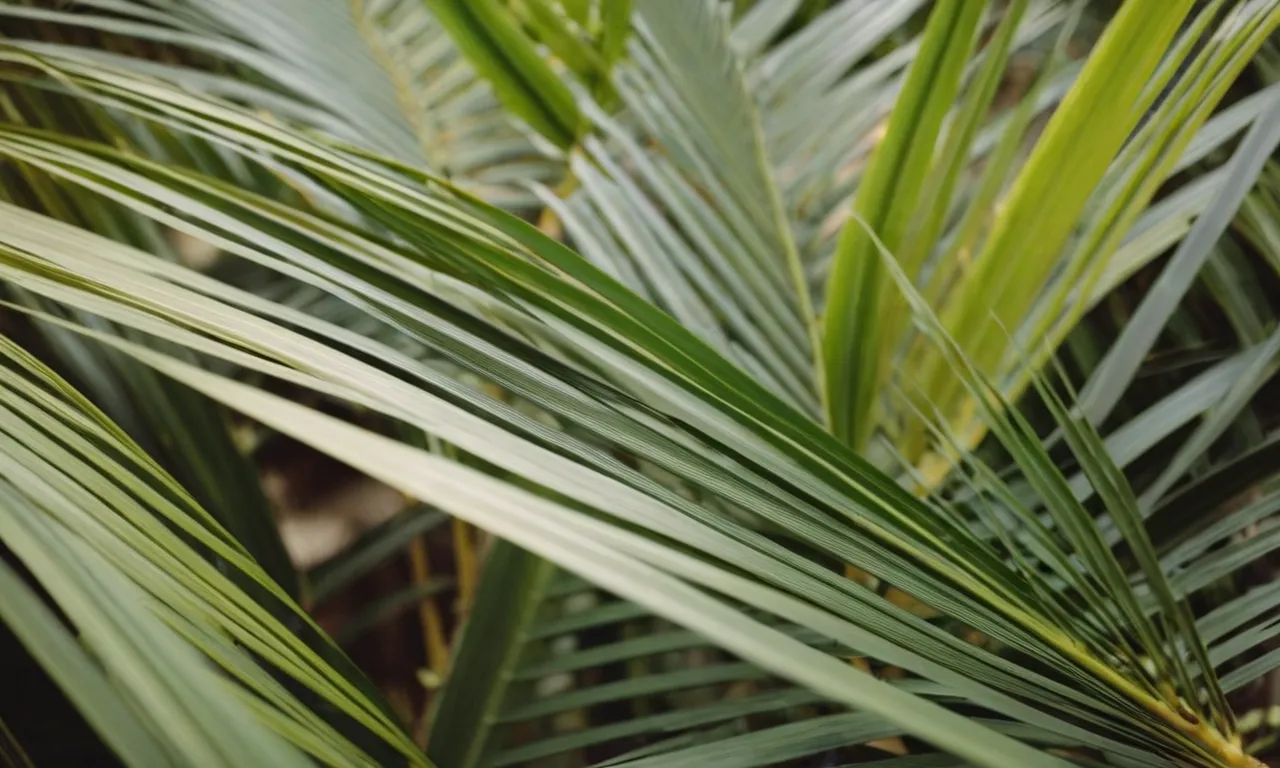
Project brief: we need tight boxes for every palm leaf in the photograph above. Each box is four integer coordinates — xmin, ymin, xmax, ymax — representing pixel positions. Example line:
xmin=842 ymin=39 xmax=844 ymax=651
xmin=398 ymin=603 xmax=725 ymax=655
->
xmin=822 ymin=0 xmax=987 ymax=448
xmin=0 ymin=52 xmax=1257 ymax=764
xmin=0 ymin=335 xmax=424 ymax=765
xmin=558 ymin=0 xmax=821 ymax=413
xmin=3 ymin=3 xmax=1280 ymax=765
xmin=0 ymin=46 xmax=299 ymax=594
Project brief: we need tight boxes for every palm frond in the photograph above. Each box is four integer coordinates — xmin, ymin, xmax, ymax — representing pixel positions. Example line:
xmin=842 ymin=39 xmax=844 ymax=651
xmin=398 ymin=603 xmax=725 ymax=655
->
xmin=559 ymin=0 xmax=822 ymax=414
xmin=4 ymin=2 xmax=1280 ymax=766
xmin=0 ymin=335 xmax=424 ymax=766
xmin=355 ymin=0 xmax=563 ymax=209
xmin=0 ymin=48 xmax=1272 ymax=764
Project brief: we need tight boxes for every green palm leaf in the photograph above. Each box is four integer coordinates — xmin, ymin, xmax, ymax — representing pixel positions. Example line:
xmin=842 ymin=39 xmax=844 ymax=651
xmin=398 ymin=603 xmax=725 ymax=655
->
xmin=3 ymin=3 xmax=1280 ymax=766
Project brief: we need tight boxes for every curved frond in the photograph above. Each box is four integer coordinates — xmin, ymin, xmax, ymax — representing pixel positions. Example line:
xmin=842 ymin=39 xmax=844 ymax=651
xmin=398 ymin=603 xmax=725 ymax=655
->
xmin=3 ymin=2 xmax=1280 ymax=764
xmin=0 ymin=336 xmax=425 ymax=766
xmin=0 ymin=50 xmax=1274 ymax=765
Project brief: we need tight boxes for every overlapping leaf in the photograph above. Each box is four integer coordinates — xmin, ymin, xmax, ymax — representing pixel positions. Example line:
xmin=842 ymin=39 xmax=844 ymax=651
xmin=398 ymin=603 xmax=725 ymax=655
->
xmin=0 ymin=48 xmax=1271 ymax=765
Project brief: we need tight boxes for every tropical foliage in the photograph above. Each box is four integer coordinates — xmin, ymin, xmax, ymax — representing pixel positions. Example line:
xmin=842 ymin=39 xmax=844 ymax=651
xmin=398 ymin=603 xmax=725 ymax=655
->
xmin=2 ymin=0 xmax=1280 ymax=766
